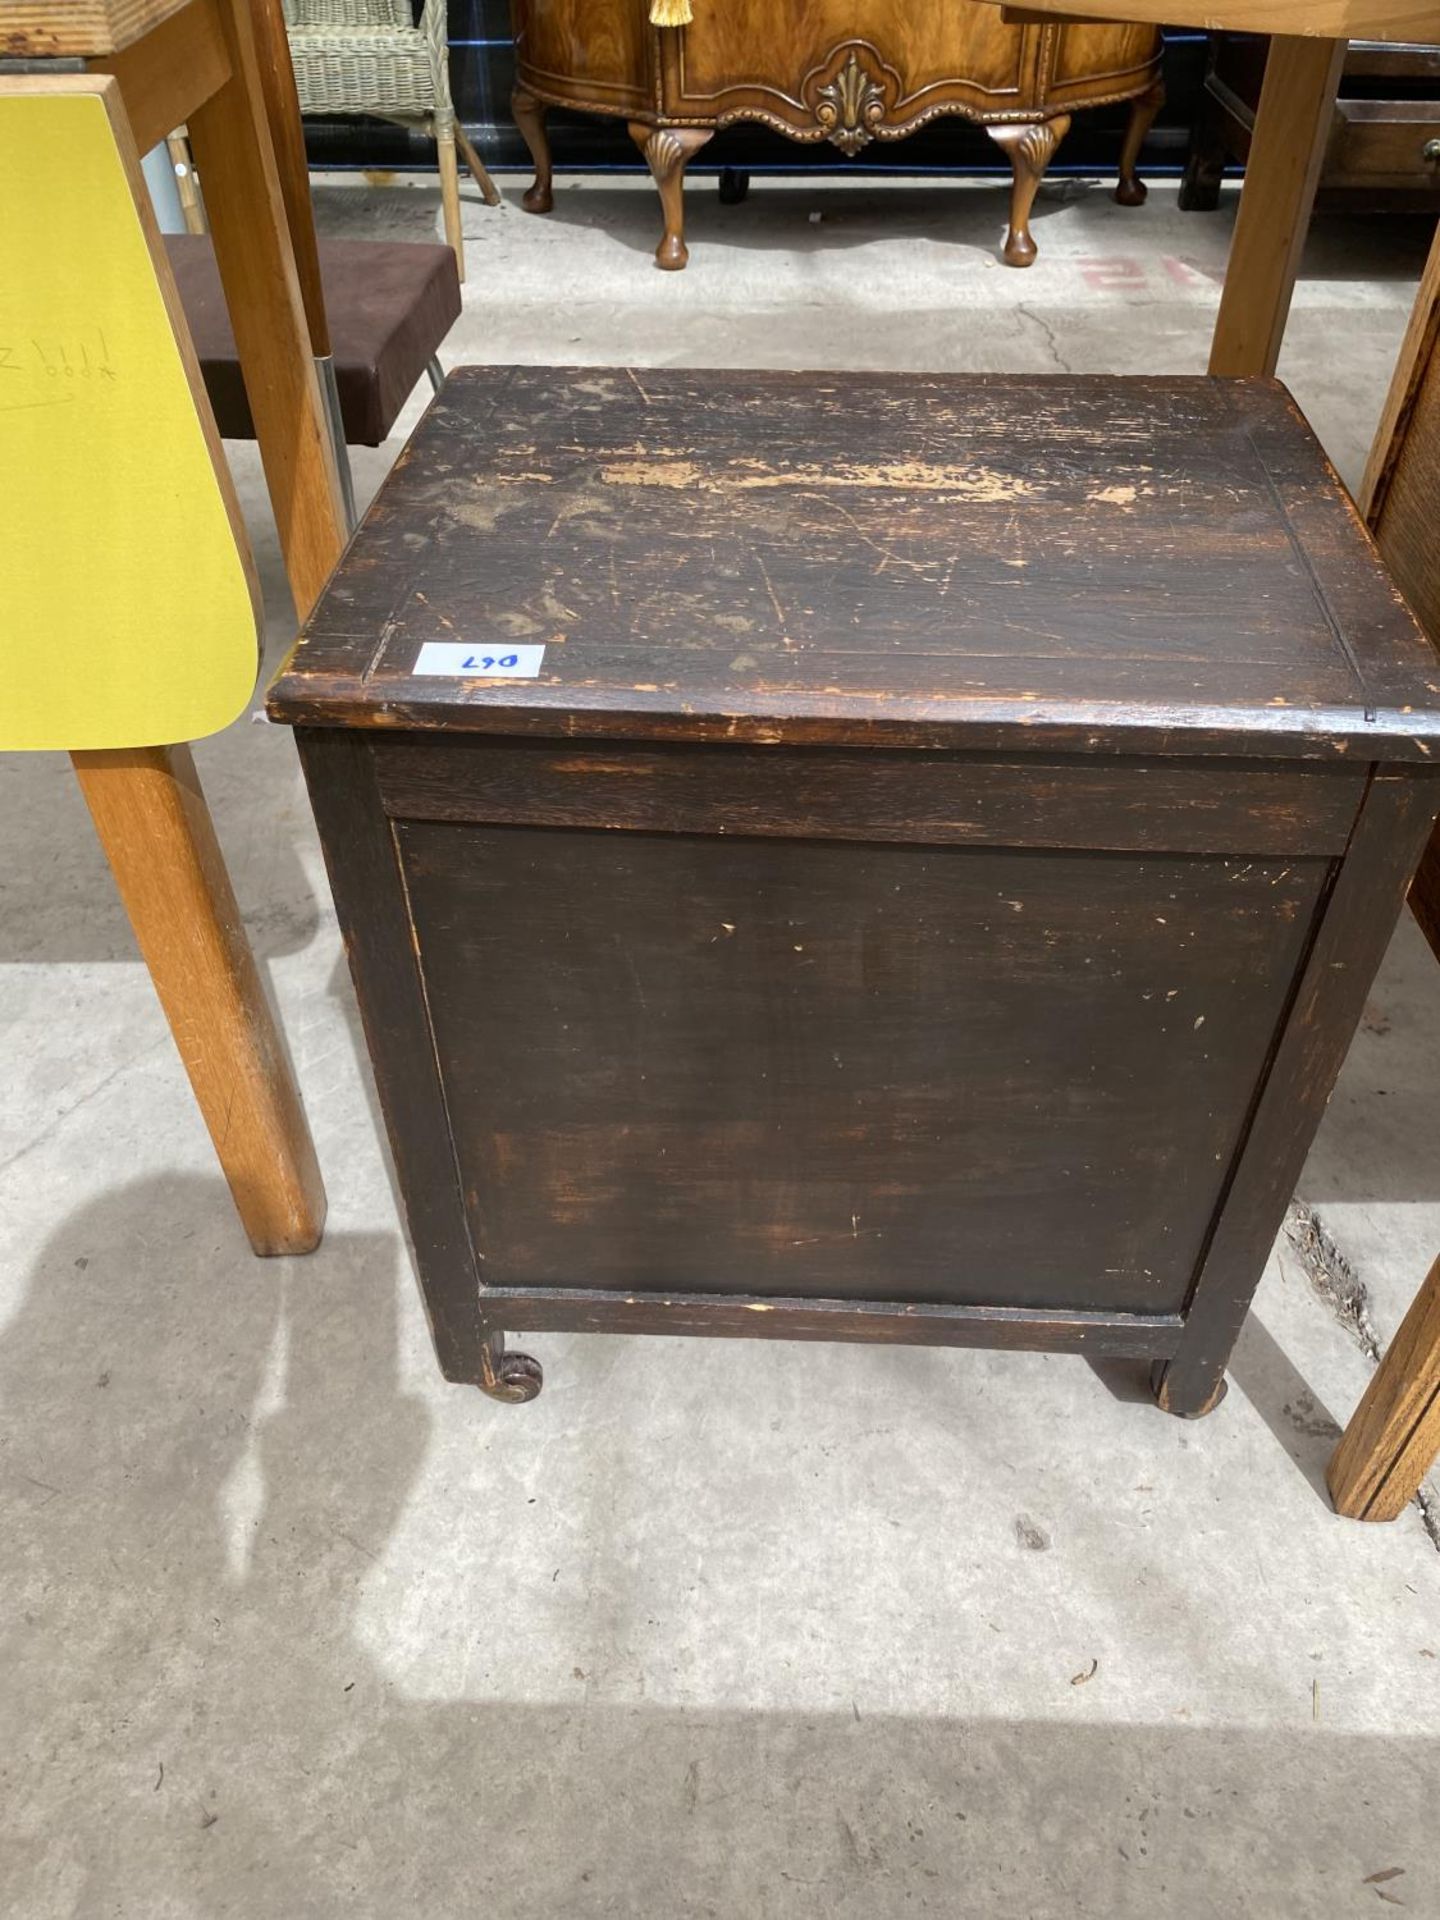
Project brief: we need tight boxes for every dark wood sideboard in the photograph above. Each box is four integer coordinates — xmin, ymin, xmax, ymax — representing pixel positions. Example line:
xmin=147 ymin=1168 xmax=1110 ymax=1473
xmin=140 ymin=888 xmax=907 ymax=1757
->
xmin=509 ymin=0 xmax=1164 ymax=267
xmin=1182 ymin=34 xmax=1440 ymax=209
xmin=270 ymin=367 xmax=1440 ymax=1424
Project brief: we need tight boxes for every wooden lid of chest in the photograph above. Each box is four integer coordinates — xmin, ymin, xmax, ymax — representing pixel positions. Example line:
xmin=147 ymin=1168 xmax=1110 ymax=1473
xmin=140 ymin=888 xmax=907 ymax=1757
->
xmin=269 ymin=367 xmax=1440 ymax=763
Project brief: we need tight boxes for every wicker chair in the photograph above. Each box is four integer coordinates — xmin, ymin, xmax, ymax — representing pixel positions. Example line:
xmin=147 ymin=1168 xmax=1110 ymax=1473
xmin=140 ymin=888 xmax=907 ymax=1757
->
xmin=283 ymin=0 xmax=499 ymax=280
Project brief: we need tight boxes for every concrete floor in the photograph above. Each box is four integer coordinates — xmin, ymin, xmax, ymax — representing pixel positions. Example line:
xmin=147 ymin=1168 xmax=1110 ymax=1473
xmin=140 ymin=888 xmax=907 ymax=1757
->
xmin=4 ymin=172 xmax=1440 ymax=1916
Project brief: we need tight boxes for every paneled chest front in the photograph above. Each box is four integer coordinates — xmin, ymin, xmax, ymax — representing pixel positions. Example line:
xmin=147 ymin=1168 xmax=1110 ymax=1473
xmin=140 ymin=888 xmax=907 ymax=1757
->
xmin=270 ymin=368 xmax=1440 ymax=1421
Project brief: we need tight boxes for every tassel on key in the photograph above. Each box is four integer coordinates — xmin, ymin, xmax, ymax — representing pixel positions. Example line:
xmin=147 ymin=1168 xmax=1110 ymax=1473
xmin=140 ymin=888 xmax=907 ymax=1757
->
xmin=649 ymin=0 xmax=693 ymax=24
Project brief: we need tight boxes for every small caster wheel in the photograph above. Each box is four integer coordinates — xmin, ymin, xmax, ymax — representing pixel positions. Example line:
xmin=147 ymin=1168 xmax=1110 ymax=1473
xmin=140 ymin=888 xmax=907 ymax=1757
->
xmin=479 ymin=1335 xmax=543 ymax=1404
xmin=718 ymin=167 xmax=750 ymax=205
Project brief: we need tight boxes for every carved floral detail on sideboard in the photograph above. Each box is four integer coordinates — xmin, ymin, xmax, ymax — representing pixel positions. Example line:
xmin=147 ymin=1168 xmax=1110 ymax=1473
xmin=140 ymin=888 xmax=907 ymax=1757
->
xmin=813 ymin=49 xmax=888 ymax=155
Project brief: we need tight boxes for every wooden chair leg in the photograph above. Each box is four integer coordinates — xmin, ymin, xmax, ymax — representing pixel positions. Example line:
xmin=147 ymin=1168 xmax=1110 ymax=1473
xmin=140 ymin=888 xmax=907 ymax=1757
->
xmin=987 ymin=115 xmax=1070 ymax=268
xmin=1115 ymin=77 xmax=1165 ymax=207
xmin=72 ymin=744 xmax=326 ymax=1258
xmin=629 ymin=122 xmax=712 ymax=271
xmin=166 ymin=129 xmax=206 ymax=233
xmin=454 ymin=124 xmax=501 ymax=208
xmin=436 ymin=121 xmax=465 ymax=281
xmin=186 ymin=0 xmax=345 ymax=620
xmin=1328 ymin=1253 xmax=1440 ymax=1520
xmin=513 ymin=85 xmax=553 ymax=213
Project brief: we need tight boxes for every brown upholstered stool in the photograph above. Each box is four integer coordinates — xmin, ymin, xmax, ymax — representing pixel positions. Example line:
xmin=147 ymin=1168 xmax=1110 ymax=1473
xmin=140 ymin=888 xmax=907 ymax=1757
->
xmin=167 ymin=235 xmax=461 ymax=447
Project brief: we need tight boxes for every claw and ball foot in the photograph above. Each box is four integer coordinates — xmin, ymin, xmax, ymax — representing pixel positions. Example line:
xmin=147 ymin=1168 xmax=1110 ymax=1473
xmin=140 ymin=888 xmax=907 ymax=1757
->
xmin=1150 ymin=1358 xmax=1229 ymax=1419
xmin=512 ymin=87 xmax=554 ymax=214
xmin=479 ymin=1332 xmax=543 ymax=1404
xmin=629 ymin=122 xmax=714 ymax=270
xmin=986 ymin=115 xmax=1071 ymax=267
xmin=1115 ymin=79 xmax=1166 ymax=207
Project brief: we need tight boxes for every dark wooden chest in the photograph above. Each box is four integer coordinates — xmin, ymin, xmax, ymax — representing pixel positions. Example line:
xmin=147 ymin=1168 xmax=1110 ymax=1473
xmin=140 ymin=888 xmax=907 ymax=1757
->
xmin=270 ymin=368 xmax=1440 ymax=1417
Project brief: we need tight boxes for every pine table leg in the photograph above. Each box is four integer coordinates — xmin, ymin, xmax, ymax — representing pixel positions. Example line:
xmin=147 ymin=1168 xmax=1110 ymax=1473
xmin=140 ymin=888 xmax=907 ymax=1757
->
xmin=1328 ymin=1254 xmax=1440 ymax=1521
xmin=72 ymin=744 xmax=325 ymax=1257
xmin=1208 ymin=35 xmax=1345 ymax=379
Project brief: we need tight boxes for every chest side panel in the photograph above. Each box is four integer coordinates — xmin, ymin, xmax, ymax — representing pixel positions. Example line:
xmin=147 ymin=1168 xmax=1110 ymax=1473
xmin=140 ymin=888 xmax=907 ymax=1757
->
xmin=396 ymin=821 xmax=1325 ymax=1316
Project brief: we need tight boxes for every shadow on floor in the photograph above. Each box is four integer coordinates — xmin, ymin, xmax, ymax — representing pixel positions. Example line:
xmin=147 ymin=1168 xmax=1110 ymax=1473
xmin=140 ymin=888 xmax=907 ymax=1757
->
xmin=315 ymin=169 xmax=1437 ymax=291
xmin=500 ymin=174 xmax=1095 ymax=268
xmin=1227 ymin=1313 xmax=1343 ymax=1505
xmin=2 ymin=1175 xmax=1431 ymax=1914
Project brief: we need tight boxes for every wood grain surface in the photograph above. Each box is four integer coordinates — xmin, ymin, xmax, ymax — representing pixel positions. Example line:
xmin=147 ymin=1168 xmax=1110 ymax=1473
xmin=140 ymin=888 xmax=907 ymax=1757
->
xmin=72 ymin=744 xmax=325 ymax=1256
xmin=278 ymin=367 xmax=1440 ymax=1403
xmin=187 ymin=0 xmax=344 ymax=618
xmin=296 ymin=727 xmax=496 ymax=1383
xmin=397 ymin=820 xmax=1325 ymax=1314
xmin=245 ymin=0 xmax=327 ymax=355
xmin=374 ymin=737 xmax=1365 ymax=856
xmin=1329 ymin=1252 xmax=1440 ymax=1518
xmin=0 ymin=0 xmax=188 ymax=57
xmin=1207 ymin=37 xmax=1348 ymax=380
xmin=1358 ymin=215 xmax=1440 ymax=953
xmin=995 ymin=0 xmax=1440 ymax=43
xmin=269 ymin=369 xmax=1440 ymax=761
xmin=88 ymin=0 xmax=230 ymax=154
xmin=1156 ymin=770 xmax=1440 ymax=1414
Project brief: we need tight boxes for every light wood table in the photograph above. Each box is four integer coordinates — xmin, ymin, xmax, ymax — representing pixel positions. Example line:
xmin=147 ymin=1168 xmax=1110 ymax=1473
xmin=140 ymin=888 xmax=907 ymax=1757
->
xmin=1324 ymin=219 xmax=1440 ymax=1520
xmin=1003 ymin=1 xmax=1440 ymax=379
xmin=2 ymin=0 xmax=348 ymax=1255
xmin=1006 ymin=0 xmax=1440 ymax=1518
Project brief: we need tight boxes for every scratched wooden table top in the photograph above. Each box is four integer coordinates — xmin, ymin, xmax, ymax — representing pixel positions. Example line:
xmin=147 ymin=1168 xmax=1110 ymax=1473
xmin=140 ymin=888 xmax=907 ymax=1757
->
xmin=269 ymin=367 xmax=1440 ymax=761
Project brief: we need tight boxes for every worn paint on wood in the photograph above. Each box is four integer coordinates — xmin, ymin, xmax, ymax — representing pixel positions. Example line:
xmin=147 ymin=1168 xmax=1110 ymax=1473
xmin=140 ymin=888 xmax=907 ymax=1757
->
xmin=282 ymin=371 xmax=1440 ymax=1409
xmin=270 ymin=368 xmax=1440 ymax=762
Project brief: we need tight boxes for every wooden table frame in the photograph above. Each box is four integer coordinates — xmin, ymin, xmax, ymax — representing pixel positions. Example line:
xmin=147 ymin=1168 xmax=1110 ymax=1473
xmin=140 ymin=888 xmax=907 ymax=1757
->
xmin=1165 ymin=27 xmax=1440 ymax=1521
xmin=3 ymin=0 xmax=348 ymax=1254
xmin=1005 ymin=0 xmax=1440 ymax=1517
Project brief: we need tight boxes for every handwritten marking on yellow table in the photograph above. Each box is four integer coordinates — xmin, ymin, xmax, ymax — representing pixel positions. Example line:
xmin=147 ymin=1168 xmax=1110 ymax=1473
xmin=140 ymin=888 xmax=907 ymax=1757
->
xmin=0 ymin=81 xmax=260 ymax=750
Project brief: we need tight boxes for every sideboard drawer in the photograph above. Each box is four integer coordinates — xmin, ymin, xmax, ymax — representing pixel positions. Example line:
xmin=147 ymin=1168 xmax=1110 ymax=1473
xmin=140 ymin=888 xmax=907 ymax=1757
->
xmin=1048 ymin=22 xmax=1160 ymax=102
xmin=671 ymin=3 xmax=1034 ymax=112
xmin=1327 ymin=99 xmax=1440 ymax=187
xmin=513 ymin=0 xmax=653 ymax=114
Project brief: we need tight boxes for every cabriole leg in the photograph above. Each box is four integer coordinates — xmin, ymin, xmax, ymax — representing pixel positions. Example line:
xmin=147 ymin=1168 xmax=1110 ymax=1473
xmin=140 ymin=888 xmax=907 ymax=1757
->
xmin=1116 ymin=78 xmax=1166 ymax=206
xmin=987 ymin=115 xmax=1071 ymax=268
xmin=629 ymin=122 xmax=714 ymax=271
xmin=513 ymin=86 xmax=553 ymax=213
